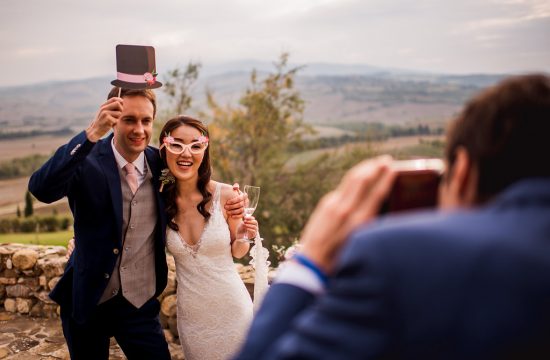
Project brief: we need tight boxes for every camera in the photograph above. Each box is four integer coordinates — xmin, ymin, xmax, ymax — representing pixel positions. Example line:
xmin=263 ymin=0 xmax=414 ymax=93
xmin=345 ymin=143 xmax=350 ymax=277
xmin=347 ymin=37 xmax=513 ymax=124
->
xmin=379 ymin=159 xmax=445 ymax=214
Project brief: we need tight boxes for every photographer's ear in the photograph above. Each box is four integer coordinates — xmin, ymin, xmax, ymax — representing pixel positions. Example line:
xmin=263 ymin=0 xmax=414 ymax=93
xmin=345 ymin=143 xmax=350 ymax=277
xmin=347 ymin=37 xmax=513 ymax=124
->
xmin=439 ymin=147 xmax=478 ymax=209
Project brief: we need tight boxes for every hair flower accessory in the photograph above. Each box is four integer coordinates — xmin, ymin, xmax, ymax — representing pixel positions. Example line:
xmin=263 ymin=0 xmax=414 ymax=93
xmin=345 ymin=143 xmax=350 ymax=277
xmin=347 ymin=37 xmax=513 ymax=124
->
xmin=159 ymin=168 xmax=175 ymax=192
xmin=198 ymin=135 xmax=209 ymax=144
xmin=144 ymin=69 xmax=158 ymax=86
xmin=163 ymin=132 xmax=175 ymax=145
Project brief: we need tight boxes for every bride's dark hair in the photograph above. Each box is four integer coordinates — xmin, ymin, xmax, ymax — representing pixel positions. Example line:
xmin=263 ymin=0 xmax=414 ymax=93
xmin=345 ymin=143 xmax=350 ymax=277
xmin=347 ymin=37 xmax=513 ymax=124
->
xmin=159 ymin=115 xmax=212 ymax=231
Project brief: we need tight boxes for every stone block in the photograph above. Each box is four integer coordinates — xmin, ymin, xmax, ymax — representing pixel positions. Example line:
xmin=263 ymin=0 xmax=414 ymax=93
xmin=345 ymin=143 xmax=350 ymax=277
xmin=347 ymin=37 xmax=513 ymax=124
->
xmin=0 ymin=277 xmax=16 ymax=286
xmin=0 ymin=246 xmax=16 ymax=255
xmin=6 ymin=284 xmax=32 ymax=298
xmin=12 ymin=249 xmax=39 ymax=270
xmin=17 ymin=277 xmax=40 ymax=291
xmin=43 ymin=304 xmax=59 ymax=318
xmin=48 ymin=277 xmax=61 ymax=291
xmin=34 ymin=291 xmax=56 ymax=305
xmin=161 ymin=271 xmax=176 ymax=298
xmin=168 ymin=316 xmax=179 ymax=338
xmin=160 ymin=294 xmax=177 ymax=317
xmin=37 ymin=258 xmax=66 ymax=278
xmin=16 ymin=297 xmax=36 ymax=314
xmin=30 ymin=302 xmax=44 ymax=317
xmin=4 ymin=298 xmax=16 ymax=313
xmin=0 ymin=346 xmax=11 ymax=359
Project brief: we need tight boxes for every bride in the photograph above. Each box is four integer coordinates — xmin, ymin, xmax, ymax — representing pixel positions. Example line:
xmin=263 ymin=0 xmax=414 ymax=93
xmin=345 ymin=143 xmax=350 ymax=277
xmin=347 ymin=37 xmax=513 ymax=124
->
xmin=159 ymin=115 xmax=257 ymax=360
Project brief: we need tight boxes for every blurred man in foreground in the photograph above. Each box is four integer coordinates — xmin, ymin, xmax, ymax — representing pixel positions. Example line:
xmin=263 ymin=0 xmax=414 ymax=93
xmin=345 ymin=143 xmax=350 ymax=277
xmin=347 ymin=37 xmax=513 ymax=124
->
xmin=234 ymin=74 xmax=550 ymax=359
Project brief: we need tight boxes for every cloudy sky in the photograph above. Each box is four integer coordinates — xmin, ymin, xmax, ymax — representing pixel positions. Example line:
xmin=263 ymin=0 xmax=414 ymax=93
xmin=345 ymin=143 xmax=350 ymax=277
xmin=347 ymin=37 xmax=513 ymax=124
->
xmin=2 ymin=0 xmax=549 ymax=87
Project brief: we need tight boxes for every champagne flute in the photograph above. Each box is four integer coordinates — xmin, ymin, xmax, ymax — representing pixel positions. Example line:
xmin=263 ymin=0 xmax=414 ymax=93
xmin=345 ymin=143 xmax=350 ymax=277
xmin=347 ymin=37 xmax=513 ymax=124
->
xmin=237 ymin=185 xmax=260 ymax=243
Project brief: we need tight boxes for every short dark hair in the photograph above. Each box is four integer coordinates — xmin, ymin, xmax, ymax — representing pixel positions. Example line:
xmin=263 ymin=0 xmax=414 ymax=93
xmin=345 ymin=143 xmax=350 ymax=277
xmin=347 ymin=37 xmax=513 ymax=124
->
xmin=107 ymin=87 xmax=157 ymax=117
xmin=445 ymin=73 xmax=550 ymax=202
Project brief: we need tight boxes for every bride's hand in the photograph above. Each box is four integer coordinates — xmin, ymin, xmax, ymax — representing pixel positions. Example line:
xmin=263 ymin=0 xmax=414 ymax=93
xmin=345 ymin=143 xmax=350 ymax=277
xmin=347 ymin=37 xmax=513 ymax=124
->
xmin=243 ymin=215 xmax=258 ymax=239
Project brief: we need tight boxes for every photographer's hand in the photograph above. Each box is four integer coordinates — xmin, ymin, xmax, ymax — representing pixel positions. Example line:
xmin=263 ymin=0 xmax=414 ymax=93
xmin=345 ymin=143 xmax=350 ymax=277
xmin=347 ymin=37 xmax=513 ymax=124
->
xmin=299 ymin=156 xmax=396 ymax=274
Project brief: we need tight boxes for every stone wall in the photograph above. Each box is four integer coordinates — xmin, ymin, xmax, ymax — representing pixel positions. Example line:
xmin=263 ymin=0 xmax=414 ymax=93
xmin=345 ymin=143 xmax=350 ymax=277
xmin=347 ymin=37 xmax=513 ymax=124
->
xmin=0 ymin=244 xmax=65 ymax=318
xmin=0 ymin=243 xmax=264 ymax=342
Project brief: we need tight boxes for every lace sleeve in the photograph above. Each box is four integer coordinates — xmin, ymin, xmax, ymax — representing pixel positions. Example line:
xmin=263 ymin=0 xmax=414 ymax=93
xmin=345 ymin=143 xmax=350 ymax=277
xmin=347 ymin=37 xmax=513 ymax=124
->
xmin=249 ymin=232 xmax=270 ymax=313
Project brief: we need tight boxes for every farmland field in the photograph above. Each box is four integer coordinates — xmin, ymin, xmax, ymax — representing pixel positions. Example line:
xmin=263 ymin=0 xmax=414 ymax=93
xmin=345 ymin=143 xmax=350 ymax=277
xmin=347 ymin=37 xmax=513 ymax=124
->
xmin=0 ymin=135 xmax=68 ymax=161
xmin=0 ymin=230 xmax=72 ymax=247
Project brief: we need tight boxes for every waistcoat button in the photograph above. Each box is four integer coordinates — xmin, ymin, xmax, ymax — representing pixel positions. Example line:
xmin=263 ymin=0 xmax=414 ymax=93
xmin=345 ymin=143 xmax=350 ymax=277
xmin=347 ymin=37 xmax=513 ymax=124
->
xmin=113 ymin=248 xmax=119 ymax=255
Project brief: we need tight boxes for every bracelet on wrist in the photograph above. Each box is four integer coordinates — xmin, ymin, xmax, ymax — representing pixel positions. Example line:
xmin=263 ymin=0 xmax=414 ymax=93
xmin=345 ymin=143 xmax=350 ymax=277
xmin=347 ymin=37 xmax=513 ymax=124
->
xmin=292 ymin=253 xmax=328 ymax=285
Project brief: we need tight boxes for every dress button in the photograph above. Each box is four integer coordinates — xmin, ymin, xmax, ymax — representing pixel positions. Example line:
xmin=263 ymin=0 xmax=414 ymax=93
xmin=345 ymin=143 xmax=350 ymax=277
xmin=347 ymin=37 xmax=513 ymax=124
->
xmin=129 ymin=224 xmax=135 ymax=230
xmin=104 ymin=273 xmax=110 ymax=279
xmin=132 ymin=200 xmax=137 ymax=206
xmin=113 ymin=248 xmax=119 ymax=255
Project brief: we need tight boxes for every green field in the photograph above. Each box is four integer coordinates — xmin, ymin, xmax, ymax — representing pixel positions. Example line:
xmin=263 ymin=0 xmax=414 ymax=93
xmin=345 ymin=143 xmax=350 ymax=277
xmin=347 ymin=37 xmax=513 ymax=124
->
xmin=0 ymin=230 xmax=71 ymax=247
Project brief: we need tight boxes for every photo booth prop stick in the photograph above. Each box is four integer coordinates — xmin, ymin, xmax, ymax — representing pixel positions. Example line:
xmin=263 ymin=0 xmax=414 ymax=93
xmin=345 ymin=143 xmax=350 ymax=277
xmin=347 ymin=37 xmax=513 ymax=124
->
xmin=111 ymin=44 xmax=162 ymax=97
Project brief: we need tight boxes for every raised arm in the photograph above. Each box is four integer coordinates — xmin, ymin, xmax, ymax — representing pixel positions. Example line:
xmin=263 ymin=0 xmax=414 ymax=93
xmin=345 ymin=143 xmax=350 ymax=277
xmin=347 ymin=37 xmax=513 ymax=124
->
xmin=28 ymin=97 xmax=123 ymax=203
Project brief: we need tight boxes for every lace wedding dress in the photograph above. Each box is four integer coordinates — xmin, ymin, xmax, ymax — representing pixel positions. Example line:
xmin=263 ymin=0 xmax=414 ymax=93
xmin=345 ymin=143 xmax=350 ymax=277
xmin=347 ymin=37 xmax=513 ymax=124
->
xmin=166 ymin=183 xmax=253 ymax=360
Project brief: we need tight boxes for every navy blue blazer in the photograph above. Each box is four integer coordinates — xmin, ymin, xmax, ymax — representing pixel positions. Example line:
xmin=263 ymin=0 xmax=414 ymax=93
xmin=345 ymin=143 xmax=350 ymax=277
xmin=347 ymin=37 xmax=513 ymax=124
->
xmin=29 ymin=131 xmax=168 ymax=324
xmin=234 ymin=179 xmax=550 ymax=359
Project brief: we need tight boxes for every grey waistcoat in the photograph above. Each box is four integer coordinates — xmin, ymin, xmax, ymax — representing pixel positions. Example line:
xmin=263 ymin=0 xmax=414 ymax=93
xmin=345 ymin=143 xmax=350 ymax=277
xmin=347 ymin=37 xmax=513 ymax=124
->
xmin=99 ymin=162 xmax=158 ymax=308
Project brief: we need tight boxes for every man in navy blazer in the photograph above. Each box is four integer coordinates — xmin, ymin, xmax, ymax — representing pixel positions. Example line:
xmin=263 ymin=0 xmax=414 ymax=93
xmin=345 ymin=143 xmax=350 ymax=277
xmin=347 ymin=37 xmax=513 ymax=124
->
xmin=234 ymin=74 xmax=550 ymax=360
xmin=29 ymin=87 xmax=173 ymax=359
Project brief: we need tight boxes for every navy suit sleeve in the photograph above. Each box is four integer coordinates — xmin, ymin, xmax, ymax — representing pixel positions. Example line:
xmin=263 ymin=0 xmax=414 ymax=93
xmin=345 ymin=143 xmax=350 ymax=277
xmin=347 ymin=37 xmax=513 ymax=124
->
xmin=234 ymin=233 xmax=392 ymax=360
xmin=28 ymin=131 xmax=96 ymax=203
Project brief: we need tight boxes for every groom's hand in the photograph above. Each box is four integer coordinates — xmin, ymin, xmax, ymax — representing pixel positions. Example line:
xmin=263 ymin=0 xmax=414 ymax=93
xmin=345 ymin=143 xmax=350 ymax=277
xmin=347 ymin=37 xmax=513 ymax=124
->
xmin=66 ymin=237 xmax=75 ymax=260
xmin=225 ymin=183 xmax=247 ymax=218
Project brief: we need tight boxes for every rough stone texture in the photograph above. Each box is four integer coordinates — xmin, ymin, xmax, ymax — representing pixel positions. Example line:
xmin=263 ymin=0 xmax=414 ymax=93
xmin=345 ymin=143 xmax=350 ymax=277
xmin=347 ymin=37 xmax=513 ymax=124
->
xmin=36 ymin=257 xmax=65 ymax=279
xmin=3 ymin=299 xmax=16 ymax=313
xmin=12 ymin=250 xmax=39 ymax=271
xmin=6 ymin=285 xmax=32 ymax=299
xmin=0 ymin=243 xmax=277 ymax=359
xmin=47 ymin=277 xmax=60 ymax=292
xmin=161 ymin=294 xmax=177 ymax=318
xmin=0 ymin=311 xmax=184 ymax=360
xmin=16 ymin=298 xmax=35 ymax=314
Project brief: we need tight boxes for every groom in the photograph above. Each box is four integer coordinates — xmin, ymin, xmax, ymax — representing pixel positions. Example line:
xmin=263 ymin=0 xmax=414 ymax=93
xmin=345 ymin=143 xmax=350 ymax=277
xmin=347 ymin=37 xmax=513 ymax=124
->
xmin=29 ymin=85 xmax=245 ymax=358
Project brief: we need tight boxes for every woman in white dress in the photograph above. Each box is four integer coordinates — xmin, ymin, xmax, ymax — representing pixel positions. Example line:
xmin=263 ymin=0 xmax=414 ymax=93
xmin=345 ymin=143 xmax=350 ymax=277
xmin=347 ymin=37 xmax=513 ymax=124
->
xmin=159 ymin=115 xmax=257 ymax=360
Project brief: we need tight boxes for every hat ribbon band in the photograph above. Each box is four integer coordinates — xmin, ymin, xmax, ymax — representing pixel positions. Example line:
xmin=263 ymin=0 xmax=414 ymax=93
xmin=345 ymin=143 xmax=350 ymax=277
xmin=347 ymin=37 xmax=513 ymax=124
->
xmin=116 ymin=72 xmax=147 ymax=84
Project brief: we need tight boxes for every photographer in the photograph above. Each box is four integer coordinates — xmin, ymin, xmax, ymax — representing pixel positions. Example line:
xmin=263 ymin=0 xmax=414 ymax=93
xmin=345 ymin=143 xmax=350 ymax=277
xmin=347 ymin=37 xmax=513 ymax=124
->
xmin=233 ymin=74 xmax=550 ymax=359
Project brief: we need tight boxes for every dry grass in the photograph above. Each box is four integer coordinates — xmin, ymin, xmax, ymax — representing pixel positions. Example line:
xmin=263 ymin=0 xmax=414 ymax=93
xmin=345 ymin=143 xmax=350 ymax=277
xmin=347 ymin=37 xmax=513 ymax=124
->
xmin=0 ymin=176 xmax=70 ymax=218
xmin=0 ymin=135 xmax=68 ymax=161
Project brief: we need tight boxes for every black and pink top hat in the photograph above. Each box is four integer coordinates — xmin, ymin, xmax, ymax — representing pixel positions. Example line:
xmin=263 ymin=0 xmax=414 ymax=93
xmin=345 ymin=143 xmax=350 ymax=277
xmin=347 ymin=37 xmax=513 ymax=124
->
xmin=111 ymin=44 xmax=162 ymax=90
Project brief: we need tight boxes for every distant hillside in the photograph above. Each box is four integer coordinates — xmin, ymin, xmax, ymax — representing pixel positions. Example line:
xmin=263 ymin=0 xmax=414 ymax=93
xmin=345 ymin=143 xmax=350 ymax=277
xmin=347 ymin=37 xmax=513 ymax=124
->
xmin=0 ymin=65 xmax=506 ymax=135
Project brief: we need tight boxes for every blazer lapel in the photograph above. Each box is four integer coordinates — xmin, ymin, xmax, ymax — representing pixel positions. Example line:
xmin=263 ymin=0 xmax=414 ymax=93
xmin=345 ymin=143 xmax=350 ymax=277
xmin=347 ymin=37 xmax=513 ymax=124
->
xmin=98 ymin=135 xmax=123 ymax=244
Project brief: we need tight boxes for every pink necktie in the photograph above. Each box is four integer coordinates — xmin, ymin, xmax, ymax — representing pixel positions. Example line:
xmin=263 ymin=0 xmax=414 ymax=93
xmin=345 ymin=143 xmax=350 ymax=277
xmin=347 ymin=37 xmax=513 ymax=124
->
xmin=124 ymin=163 xmax=139 ymax=194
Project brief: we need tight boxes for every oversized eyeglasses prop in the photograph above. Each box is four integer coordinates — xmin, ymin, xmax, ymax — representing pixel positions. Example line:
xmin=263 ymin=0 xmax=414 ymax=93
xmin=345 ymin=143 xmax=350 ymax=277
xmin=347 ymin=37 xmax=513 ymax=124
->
xmin=160 ymin=134 xmax=209 ymax=155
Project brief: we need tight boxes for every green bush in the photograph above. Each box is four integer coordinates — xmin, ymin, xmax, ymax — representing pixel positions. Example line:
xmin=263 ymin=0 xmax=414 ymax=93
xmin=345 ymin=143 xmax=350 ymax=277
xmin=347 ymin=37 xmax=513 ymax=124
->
xmin=0 ymin=215 xmax=73 ymax=234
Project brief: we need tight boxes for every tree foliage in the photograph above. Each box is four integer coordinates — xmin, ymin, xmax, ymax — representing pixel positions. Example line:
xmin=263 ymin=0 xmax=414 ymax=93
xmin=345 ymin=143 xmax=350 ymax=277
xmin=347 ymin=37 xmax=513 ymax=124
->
xmin=24 ymin=190 xmax=33 ymax=218
xmin=162 ymin=53 xmax=380 ymax=265
xmin=163 ymin=62 xmax=201 ymax=116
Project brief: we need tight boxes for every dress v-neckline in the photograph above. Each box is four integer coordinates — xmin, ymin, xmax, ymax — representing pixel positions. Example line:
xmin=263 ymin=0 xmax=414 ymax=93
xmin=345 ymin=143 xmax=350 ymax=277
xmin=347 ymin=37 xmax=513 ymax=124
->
xmin=176 ymin=220 xmax=209 ymax=250
xmin=172 ymin=183 xmax=221 ymax=257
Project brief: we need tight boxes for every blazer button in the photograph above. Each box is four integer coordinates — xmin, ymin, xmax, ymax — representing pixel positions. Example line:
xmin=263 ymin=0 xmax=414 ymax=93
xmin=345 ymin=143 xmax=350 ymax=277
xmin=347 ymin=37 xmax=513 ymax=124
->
xmin=104 ymin=273 xmax=110 ymax=279
xmin=113 ymin=248 xmax=119 ymax=255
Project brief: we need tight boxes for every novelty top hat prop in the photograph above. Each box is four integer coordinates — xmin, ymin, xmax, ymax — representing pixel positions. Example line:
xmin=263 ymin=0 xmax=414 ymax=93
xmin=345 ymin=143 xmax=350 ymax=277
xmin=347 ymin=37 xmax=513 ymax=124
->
xmin=111 ymin=44 xmax=162 ymax=90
